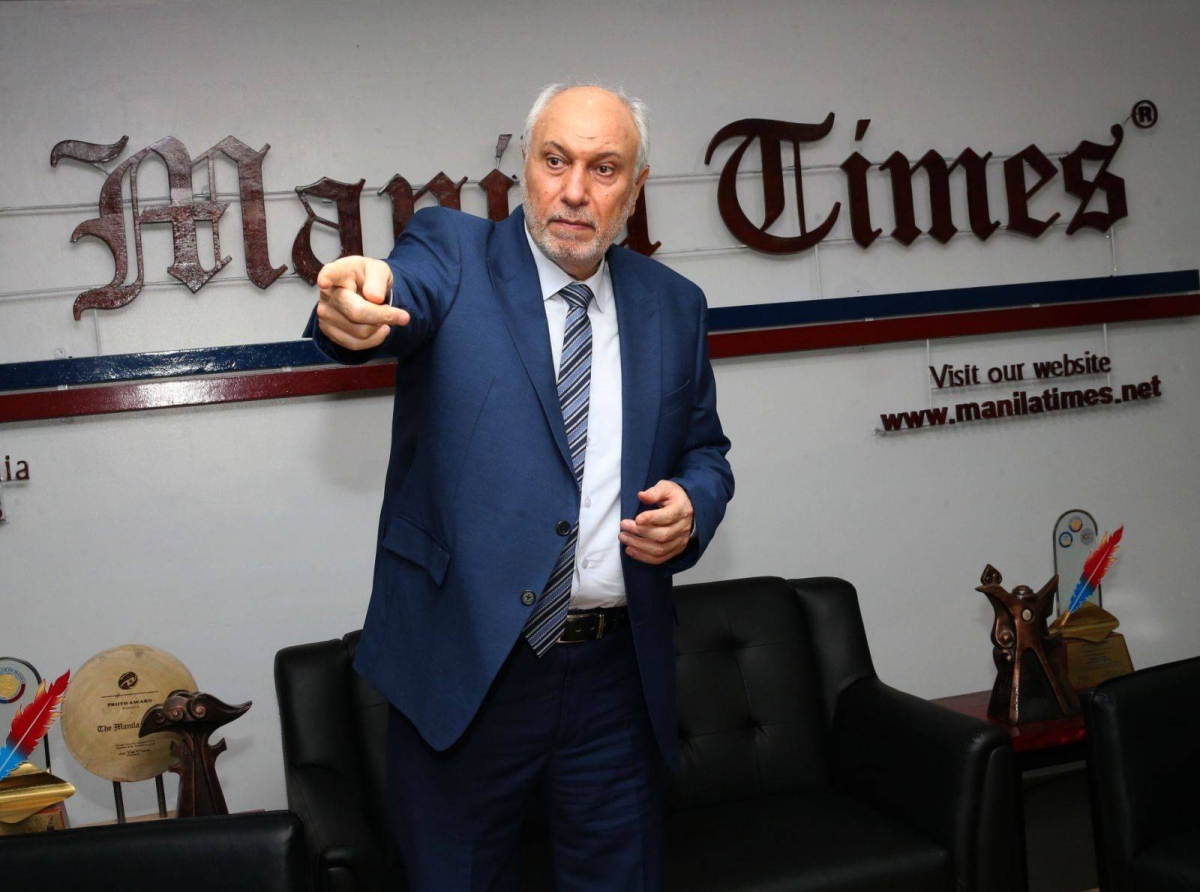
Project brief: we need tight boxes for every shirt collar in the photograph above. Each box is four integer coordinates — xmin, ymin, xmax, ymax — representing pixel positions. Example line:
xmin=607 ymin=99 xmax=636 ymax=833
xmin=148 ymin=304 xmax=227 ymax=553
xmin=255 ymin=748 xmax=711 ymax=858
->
xmin=524 ymin=223 xmax=610 ymax=313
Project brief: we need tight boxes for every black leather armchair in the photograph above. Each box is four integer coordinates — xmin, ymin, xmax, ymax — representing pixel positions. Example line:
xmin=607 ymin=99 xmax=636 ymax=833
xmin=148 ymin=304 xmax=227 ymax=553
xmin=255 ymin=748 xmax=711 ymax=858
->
xmin=1085 ymin=655 xmax=1200 ymax=892
xmin=275 ymin=577 xmax=1023 ymax=892
xmin=0 ymin=810 xmax=312 ymax=892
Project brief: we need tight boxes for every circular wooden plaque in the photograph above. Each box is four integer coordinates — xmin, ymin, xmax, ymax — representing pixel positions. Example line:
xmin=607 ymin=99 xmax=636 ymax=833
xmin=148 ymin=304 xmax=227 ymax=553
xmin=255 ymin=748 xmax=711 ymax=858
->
xmin=60 ymin=644 xmax=197 ymax=782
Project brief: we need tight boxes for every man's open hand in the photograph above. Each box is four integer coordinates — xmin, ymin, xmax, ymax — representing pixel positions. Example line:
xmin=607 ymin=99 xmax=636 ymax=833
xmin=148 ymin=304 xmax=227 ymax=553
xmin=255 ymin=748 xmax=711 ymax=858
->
xmin=619 ymin=480 xmax=694 ymax=566
xmin=315 ymin=256 xmax=410 ymax=351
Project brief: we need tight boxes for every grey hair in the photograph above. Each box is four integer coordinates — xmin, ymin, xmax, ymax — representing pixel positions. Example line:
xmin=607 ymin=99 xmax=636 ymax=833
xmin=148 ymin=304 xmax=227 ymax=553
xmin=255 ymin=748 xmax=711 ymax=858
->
xmin=522 ymin=81 xmax=650 ymax=177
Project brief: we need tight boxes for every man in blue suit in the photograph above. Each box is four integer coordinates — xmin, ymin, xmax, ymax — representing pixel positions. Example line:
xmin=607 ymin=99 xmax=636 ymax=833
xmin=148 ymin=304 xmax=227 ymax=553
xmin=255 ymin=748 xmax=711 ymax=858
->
xmin=307 ymin=83 xmax=733 ymax=891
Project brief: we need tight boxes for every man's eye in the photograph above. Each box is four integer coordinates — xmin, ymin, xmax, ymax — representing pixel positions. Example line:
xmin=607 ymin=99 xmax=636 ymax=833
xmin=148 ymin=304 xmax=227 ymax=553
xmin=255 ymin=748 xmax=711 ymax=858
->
xmin=597 ymin=165 xmax=614 ymax=175
xmin=546 ymin=156 xmax=563 ymax=167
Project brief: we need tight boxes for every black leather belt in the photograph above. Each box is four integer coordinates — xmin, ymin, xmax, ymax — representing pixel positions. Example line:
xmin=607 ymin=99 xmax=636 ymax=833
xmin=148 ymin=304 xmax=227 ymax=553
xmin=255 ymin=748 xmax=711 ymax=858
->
xmin=557 ymin=606 xmax=627 ymax=644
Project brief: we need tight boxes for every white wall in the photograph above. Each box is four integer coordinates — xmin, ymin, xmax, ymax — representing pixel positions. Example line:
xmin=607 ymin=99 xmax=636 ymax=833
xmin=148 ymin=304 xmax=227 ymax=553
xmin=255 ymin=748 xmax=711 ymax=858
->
xmin=2 ymin=0 xmax=1197 ymax=824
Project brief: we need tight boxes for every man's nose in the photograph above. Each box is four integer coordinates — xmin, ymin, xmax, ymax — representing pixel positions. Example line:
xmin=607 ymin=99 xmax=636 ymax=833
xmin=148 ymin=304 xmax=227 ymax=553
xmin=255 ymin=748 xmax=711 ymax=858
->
xmin=561 ymin=163 xmax=589 ymax=206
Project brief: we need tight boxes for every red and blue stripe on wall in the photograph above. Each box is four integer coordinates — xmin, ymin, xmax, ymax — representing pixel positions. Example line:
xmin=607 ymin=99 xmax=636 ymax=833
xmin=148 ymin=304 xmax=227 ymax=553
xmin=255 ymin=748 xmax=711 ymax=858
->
xmin=0 ymin=270 xmax=1196 ymax=423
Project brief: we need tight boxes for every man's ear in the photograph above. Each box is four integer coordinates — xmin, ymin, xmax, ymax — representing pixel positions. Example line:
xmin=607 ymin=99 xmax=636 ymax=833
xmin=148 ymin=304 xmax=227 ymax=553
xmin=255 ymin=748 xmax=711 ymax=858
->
xmin=634 ymin=165 xmax=650 ymax=196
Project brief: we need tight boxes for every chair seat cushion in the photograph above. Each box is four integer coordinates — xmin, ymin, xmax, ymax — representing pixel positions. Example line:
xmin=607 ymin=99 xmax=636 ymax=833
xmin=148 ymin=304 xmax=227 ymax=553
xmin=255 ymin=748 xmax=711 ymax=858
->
xmin=664 ymin=789 xmax=951 ymax=892
xmin=1134 ymin=827 xmax=1200 ymax=892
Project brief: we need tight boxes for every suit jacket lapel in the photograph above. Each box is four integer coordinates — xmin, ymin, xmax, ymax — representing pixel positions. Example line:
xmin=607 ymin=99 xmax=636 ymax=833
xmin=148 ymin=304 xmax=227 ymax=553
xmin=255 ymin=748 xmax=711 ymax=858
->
xmin=487 ymin=208 xmax=574 ymax=474
xmin=609 ymin=246 xmax=662 ymax=523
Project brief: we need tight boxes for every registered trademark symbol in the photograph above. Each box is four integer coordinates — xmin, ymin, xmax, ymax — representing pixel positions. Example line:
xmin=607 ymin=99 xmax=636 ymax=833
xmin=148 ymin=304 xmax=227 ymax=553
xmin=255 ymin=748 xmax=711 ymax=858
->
xmin=1131 ymin=100 xmax=1158 ymax=129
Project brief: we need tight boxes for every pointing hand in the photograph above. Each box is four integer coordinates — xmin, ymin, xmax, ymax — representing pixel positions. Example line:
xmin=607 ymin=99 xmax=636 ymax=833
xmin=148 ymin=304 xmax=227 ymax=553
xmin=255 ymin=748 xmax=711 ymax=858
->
xmin=315 ymin=256 xmax=409 ymax=351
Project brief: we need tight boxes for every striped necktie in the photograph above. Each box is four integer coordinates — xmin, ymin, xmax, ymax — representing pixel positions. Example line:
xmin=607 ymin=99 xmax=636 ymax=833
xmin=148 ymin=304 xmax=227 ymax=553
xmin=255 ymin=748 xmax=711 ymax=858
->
xmin=523 ymin=282 xmax=593 ymax=656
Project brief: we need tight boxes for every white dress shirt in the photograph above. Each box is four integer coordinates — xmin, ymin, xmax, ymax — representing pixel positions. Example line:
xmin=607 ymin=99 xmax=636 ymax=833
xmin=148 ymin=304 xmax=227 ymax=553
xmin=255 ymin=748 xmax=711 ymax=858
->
xmin=524 ymin=225 xmax=626 ymax=609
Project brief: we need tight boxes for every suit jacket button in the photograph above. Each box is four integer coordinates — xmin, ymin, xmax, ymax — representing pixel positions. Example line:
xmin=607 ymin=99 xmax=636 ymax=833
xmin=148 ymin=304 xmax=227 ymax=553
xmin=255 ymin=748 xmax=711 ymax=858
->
xmin=556 ymin=520 xmax=571 ymax=536
xmin=521 ymin=590 xmax=536 ymax=606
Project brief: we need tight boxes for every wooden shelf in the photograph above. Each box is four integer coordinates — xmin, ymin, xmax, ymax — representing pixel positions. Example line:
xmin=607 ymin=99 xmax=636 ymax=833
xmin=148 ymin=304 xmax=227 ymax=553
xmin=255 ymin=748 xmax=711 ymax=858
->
xmin=931 ymin=690 xmax=1086 ymax=754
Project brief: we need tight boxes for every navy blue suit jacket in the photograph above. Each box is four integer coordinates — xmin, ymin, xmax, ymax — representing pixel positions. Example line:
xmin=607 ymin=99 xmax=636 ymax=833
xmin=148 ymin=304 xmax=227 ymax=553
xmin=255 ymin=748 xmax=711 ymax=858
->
xmin=306 ymin=206 xmax=733 ymax=768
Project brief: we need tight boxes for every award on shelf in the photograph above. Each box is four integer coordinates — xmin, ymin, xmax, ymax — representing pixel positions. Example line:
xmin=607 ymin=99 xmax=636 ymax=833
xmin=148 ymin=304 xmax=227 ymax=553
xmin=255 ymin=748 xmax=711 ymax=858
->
xmin=977 ymin=565 xmax=1080 ymax=725
xmin=0 ymin=668 xmax=74 ymax=835
xmin=61 ymin=644 xmax=196 ymax=784
xmin=1048 ymin=525 xmax=1134 ymax=690
xmin=1052 ymin=510 xmax=1099 ymax=616
xmin=61 ymin=644 xmax=197 ymax=821
xmin=140 ymin=690 xmax=252 ymax=817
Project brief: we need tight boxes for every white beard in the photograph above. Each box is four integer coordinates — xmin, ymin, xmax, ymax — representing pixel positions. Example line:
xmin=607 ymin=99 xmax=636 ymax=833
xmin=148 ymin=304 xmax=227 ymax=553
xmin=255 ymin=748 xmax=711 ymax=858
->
xmin=520 ymin=179 xmax=639 ymax=276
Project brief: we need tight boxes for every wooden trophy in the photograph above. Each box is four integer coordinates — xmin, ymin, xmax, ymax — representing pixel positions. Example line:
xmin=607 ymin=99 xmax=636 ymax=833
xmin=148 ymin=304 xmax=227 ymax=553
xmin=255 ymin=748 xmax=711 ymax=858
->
xmin=139 ymin=690 xmax=250 ymax=818
xmin=976 ymin=565 xmax=1080 ymax=724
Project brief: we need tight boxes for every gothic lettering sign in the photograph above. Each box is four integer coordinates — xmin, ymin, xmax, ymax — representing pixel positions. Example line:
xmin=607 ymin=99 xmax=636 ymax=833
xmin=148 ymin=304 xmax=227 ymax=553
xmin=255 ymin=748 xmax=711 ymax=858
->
xmin=705 ymin=116 xmax=1128 ymax=254
xmin=51 ymin=136 xmax=632 ymax=314
xmin=50 ymin=110 xmax=1135 ymax=321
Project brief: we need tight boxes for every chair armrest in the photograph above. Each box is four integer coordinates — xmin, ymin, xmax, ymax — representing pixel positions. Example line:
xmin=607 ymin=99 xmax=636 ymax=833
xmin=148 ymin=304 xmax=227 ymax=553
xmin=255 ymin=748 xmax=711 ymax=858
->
xmin=788 ymin=577 xmax=876 ymax=724
xmin=286 ymin=764 xmax=392 ymax=890
xmin=833 ymin=677 xmax=1023 ymax=892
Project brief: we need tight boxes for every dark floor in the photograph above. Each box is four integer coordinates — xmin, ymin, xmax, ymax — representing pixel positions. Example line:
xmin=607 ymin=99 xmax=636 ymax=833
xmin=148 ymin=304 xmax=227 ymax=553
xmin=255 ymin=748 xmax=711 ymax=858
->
xmin=1023 ymin=762 xmax=1099 ymax=892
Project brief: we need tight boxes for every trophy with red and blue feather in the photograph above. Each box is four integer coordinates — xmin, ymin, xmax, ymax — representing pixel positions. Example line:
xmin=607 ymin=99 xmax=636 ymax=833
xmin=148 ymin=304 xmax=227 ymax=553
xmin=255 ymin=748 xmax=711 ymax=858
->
xmin=1049 ymin=525 xmax=1134 ymax=689
xmin=0 ymin=670 xmax=76 ymax=832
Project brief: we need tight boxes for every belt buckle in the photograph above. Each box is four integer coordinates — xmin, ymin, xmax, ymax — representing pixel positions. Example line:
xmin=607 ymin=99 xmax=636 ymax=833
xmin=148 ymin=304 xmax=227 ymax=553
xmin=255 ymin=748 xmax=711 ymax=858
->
xmin=557 ymin=611 xmax=605 ymax=645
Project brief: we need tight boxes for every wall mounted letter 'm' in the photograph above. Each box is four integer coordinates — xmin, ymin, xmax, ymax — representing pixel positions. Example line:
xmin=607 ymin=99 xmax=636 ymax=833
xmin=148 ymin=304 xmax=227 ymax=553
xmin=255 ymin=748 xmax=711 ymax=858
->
xmin=52 ymin=135 xmax=284 ymax=318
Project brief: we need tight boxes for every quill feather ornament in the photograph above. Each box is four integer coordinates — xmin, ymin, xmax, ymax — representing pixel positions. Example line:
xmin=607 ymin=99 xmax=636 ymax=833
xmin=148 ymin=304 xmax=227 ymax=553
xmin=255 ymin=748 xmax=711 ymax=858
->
xmin=1064 ymin=526 xmax=1124 ymax=623
xmin=0 ymin=670 xmax=70 ymax=782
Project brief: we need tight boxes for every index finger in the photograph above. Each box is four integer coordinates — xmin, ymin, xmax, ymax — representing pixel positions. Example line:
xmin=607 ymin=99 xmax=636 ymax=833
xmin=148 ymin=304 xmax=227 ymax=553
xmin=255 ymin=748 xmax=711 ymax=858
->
xmin=331 ymin=291 xmax=409 ymax=327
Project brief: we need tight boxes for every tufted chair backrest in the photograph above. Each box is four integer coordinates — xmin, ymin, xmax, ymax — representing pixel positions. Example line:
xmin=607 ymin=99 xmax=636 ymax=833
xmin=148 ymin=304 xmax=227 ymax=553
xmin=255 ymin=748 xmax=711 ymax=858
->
xmin=278 ymin=577 xmax=874 ymax=838
xmin=669 ymin=576 xmax=845 ymax=811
